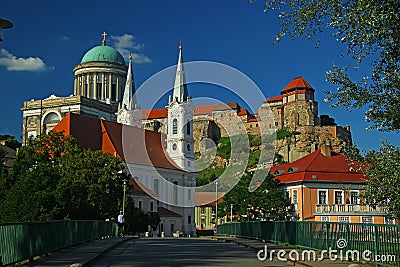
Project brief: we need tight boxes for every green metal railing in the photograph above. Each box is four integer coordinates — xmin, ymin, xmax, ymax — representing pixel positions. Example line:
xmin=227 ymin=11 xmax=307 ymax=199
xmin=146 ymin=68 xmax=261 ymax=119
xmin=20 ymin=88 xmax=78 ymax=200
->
xmin=217 ymin=221 xmax=400 ymax=266
xmin=0 ymin=220 xmax=117 ymax=266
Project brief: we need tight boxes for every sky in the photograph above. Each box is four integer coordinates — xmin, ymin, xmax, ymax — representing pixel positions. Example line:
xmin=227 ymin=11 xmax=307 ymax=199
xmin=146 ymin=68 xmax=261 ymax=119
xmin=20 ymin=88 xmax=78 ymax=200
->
xmin=1 ymin=0 xmax=398 ymax=152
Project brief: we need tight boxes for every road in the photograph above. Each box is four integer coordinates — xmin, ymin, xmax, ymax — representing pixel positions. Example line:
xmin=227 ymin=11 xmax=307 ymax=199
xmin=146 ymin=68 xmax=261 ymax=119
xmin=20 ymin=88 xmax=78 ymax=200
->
xmin=90 ymin=237 xmax=292 ymax=267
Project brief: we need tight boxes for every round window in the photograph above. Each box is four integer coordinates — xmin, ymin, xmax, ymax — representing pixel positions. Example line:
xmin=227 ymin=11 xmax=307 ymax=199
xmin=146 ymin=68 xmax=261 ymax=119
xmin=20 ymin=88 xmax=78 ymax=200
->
xmin=172 ymin=143 xmax=177 ymax=151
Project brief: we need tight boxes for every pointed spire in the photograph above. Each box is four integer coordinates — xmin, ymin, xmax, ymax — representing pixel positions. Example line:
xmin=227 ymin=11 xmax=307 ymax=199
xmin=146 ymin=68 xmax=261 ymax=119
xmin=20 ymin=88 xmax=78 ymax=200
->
xmin=121 ymin=51 xmax=137 ymax=110
xmin=172 ymin=40 xmax=188 ymax=103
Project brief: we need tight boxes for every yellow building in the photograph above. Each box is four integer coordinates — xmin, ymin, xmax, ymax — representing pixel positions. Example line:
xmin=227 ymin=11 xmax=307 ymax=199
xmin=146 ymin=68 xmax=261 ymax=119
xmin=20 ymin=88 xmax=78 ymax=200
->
xmin=270 ymin=145 xmax=390 ymax=224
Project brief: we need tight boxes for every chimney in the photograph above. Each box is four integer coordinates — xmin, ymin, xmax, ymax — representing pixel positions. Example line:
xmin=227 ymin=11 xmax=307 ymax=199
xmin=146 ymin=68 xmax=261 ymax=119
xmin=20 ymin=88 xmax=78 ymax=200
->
xmin=321 ymin=141 xmax=331 ymax=157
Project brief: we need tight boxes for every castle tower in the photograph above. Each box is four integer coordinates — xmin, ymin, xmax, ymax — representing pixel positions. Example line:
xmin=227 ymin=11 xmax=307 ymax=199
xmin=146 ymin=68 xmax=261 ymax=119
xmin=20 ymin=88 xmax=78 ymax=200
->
xmin=117 ymin=52 xmax=141 ymax=127
xmin=166 ymin=41 xmax=195 ymax=171
xmin=264 ymin=76 xmax=319 ymax=131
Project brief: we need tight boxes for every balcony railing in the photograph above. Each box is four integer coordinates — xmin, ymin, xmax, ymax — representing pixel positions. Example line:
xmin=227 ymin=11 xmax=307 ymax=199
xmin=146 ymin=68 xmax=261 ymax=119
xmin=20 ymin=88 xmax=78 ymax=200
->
xmin=315 ymin=204 xmax=387 ymax=214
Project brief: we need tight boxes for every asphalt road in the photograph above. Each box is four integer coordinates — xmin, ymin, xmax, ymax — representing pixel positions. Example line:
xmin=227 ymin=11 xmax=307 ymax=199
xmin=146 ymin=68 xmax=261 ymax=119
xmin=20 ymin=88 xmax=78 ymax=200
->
xmin=90 ymin=237 xmax=292 ymax=267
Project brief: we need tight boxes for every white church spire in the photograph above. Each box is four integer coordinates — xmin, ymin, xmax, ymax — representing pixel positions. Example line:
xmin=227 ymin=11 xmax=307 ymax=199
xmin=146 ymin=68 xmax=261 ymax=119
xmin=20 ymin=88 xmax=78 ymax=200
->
xmin=117 ymin=52 xmax=141 ymax=127
xmin=171 ymin=40 xmax=188 ymax=103
xmin=121 ymin=52 xmax=137 ymax=110
xmin=166 ymin=41 xmax=194 ymax=171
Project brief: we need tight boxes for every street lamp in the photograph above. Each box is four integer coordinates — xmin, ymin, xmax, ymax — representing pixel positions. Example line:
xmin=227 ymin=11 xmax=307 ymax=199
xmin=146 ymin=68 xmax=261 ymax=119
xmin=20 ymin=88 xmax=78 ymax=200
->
xmin=0 ymin=18 xmax=13 ymax=42
xmin=230 ymin=204 xmax=234 ymax=223
xmin=122 ymin=179 xmax=127 ymax=215
xmin=215 ymin=180 xmax=218 ymax=227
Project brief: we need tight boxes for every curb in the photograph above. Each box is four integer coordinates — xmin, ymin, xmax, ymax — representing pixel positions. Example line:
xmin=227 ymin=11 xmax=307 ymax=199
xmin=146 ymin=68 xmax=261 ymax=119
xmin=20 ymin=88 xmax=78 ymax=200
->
xmin=80 ymin=236 xmax=137 ymax=267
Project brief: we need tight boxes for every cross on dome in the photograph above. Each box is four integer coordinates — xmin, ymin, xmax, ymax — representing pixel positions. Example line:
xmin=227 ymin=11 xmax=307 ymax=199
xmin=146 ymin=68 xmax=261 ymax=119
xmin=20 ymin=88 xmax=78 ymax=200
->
xmin=102 ymin=32 xmax=107 ymax=46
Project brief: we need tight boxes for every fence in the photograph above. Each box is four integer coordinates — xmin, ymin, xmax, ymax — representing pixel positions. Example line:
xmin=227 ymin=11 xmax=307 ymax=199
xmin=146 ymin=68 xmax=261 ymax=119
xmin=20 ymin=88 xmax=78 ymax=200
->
xmin=0 ymin=220 xmax=117 ymax=266
xmin=217 ymin=221 xmax=400 ymax=266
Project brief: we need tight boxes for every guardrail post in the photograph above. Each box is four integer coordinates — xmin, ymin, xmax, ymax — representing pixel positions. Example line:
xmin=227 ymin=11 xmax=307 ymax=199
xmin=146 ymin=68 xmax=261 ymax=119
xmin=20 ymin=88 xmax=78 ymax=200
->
xmin=309 ymin=222 xmax=313 ymax=248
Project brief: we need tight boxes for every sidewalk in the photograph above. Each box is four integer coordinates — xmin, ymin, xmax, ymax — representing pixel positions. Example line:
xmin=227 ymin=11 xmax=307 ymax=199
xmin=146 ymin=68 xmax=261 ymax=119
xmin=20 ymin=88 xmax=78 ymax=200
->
xmin=24 ymin=236 xmax=135 ymax=267
xmin=212 ymin=236 xmax=373 ymax=267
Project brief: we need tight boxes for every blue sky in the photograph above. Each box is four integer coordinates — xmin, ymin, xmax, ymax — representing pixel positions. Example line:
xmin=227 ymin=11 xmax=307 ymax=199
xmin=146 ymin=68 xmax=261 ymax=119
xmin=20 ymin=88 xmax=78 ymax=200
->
xmin=1 ymin=0 xmax=398 ymax=151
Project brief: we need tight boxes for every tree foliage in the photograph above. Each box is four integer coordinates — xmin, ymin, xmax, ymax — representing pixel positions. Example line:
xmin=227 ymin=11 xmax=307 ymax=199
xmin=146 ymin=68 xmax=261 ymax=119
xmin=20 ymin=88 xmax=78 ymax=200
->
xmin=258 ymin=0 xmax=400 ymax=131
xmin=345 ymin=142 xmax=400 ymax=220
xmin=0 ymin=135 xmax=21 ymax=150
xmin=0 ymin=132 xmax=128 ymax=222
xmin=219 ymin=172 xmax=292 ymax=221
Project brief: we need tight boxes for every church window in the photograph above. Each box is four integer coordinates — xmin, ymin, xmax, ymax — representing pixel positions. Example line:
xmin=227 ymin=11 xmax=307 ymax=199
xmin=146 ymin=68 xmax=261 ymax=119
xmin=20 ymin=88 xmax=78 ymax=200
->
xmin=187 ymin=144 xmax=190 ymax=152
xmin=173 ymin=119 xmax=178 ymax=134
xmin=150 ymin=201 xmax=154 ymax=212
xmin=43 ymin=112 xmax=60 ymax=125
xmin=96 ymin=83 xmax=102 ymax=100
xmin=186 ymin=122 xmax=190 ymax=135
xmin=154 ymin=179 xmax=160 ymax=195
xmin=188 ymin=215 xmax=192 ymax=224
xmin=173 ymin=181 xmax=178 ymax=205
xmin=188 ymin=189 xmax=192 ymax=200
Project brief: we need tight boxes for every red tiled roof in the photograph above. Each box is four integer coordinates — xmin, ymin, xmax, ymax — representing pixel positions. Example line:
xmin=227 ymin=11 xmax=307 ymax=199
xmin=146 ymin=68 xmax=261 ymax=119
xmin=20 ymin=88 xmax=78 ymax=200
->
xmin=142 ymin=108 xmax=168 ymax=120
xmin=281 ymin=76 xmax=314 ymax=94
xmin=265 ymin=95 xmax=284 ymax=103
xmin=53 ymin=113 xmax=102 ymax=151
xmin=270 ymin=148 xmax=366 ymax=184
xmin=195 ymin=191 xmax=225 ymax=206
xmin=157 ymin=207 xmax=182 ymax=217
xmin=53 ymin=113 xmax=181 ymax=171
xmin=238 ymin=108 xmax=249 ymax=116
xmin=141 ymin=102 xmax=242 ymax=120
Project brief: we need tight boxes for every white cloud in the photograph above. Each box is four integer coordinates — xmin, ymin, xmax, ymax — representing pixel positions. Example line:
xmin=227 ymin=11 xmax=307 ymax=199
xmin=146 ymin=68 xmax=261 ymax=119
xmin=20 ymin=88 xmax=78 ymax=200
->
xmin=0 ymin=49 xmax=54 ymax=72
xmin=111 ymin=34 xmax=152 ymax=64
xmin=132 ymin=53 xmax=152 ymax=64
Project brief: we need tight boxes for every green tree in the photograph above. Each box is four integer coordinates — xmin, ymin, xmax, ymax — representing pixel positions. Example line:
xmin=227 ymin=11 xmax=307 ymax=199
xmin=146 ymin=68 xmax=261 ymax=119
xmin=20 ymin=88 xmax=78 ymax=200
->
xmin=0 ymin=147 xmax=9 ymax=204
xmin=0 ymin=131 xmax=127 ymax=222
xmin=345 ymin=142 xmax=400 ymax=220
xmin=257 ymin=0 xmax=399 ymax=131
xmin=0 ymin=135 xmax=21 ymax=150
xmin=219 ymin=172 xmax=292 ymax=221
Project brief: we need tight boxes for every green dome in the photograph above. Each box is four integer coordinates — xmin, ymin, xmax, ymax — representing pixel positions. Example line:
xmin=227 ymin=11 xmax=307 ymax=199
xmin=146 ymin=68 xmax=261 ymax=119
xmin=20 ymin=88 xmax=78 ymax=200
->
xmin=81 ymin=45 xmax=126 ymax=65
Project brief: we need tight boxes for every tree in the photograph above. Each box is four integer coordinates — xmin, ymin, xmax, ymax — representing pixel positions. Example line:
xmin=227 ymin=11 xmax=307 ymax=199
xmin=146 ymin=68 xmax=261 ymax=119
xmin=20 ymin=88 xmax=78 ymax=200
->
xmin=0 ymin=135 xmax=21 ymax=150
xmin=257 ymin=0 xmax=400 ymax=131
xmin=345 ymin=142 xmax=400 ymax=220
xmin=219 ymin=172 xmax=292 ymax=221
xmin=0 ymin=131 xmax=127 ymax=222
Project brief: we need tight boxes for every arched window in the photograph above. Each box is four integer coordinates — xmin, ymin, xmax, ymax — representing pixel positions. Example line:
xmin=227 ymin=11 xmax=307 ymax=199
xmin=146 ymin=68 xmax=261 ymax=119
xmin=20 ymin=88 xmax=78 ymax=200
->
xmin=172 ymin=119 xmax=178 ymax=134
xmin=43 ymin=112 xmax=60 ymax=125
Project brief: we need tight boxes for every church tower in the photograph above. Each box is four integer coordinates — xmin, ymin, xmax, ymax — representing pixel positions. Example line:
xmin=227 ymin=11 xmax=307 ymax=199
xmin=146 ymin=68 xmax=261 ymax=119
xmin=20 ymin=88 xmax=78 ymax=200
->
xmin=166 ymin=42 xmax=195 ymax=171
xmin=117 ymin=52 xmax=141 ymax=127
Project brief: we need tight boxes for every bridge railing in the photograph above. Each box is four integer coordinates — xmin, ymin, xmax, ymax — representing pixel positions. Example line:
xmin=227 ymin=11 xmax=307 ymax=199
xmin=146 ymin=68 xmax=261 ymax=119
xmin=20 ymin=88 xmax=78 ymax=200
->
xmin=0 ymin=220 xmax=117 ymax=266
xmin=217 ymin=221 xmax=400 ymax=266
